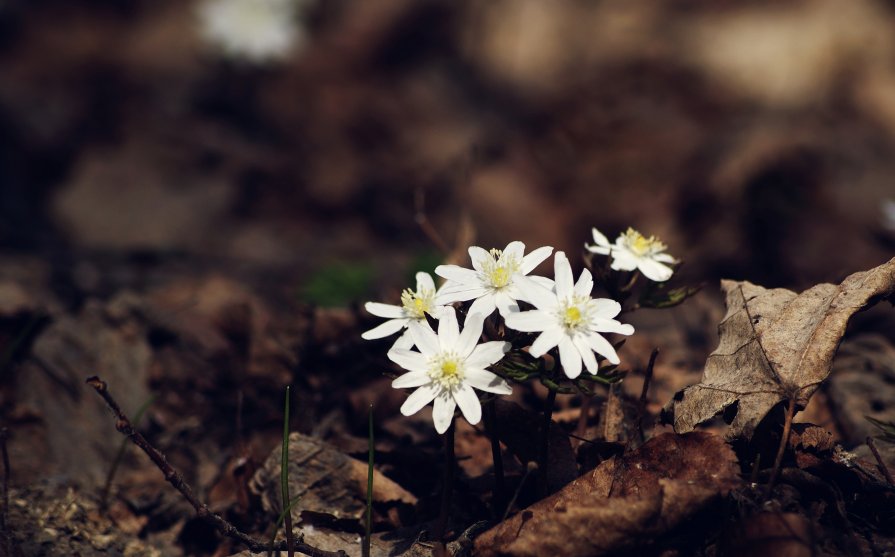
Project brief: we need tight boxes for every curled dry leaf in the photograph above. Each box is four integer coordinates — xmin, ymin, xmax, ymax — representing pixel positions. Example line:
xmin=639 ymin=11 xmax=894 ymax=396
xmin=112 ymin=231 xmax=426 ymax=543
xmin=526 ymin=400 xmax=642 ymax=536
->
xmin=665 ymin=257 xmax=895 ymax=440
xmin=474 ymin=432 xmax=740 ymax=557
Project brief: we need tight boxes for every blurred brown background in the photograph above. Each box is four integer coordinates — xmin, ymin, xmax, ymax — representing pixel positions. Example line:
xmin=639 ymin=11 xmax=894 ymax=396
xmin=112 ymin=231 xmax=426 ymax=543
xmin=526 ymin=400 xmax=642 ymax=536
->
xmin=1 ymin=0 xmax=894 ymax=301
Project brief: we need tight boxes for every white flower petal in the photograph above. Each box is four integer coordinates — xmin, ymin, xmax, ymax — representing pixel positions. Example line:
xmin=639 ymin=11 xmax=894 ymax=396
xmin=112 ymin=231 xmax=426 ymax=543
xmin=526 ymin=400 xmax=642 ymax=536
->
xmin=434 ymin=264 xmax=479 ymax=285
xmin=387 ymin=348 xmax=428 ymax=372
xmin=609 ymin=251 xmax=639 ymax=272
xmin=530 ymin=325 xmax=565 ymax=357
xmin=586 ymin=332 xmax=620 ymax=364
xmin=520 ymin=245 xmax=553 ymax=274
xmin=503 ymin=309 xmax=548 ymax=332
xmin=590 ymin=227 xmax=612 ymax=249
xmin=573 ymin=268 xmax=593 ymax=297
xmin=456 ymin=311 xmax=485 ymax=358
xmin=513 ymin=276 xmax=557 ymax=310
xmin=653 ymin=253 xmax=677 ymax=264
xmin=528 ymin=275 xmax=556 ymax=290
xmin=589 ymin=317 xmax=634 ymax=336
xmin=408 ymin=320 xmax=440 ymax=356
xmin=637 ymin=258 xmax=674 ymax=282
xmin=362 ymin=318 xmax=407 ymax=340
xmin=432 ymin=390 xmax=456 ymax=433
xmin=503 ymin=241 xmax=525 ymax=262
xmin=494 ymin=292 xmax=520 ymax=317
xmin=436 ymin=285 xmax=489 ymax=305
xmin=573 ymin=334 xmax=598 ymax=372
xmin=453 ymin=384 xmax=482 ymax=425
xmin=590 ymin=298 xmax=622 ymax=319
xmin=392 ymin=370 xmax=431 ymax=389
xmin=390 ymin=330 xmax=416 ymax=351
xmin=468 ymin=294 xmax=497 ymax=318
xmin=437 ymin=306 xmax=460 ymax=350
xmin=416 ymin=272 xmax=435 ymax=292
xmin=400 ymin=384 xmax=439 ymax=416
xmin=466 ymin=341 xmax=510 ymax=368
xmin=465 ymin=368 xmax=512 ymax=394
xmin=468 ymin=246 xmax=491 ymax=272
xmin=553 ymin=252 xmax=575 ymax=298
xmin=558 ymin=336 xmax=582 ymax=379
xmin=364 ymin=302 xmax=405 ymax=319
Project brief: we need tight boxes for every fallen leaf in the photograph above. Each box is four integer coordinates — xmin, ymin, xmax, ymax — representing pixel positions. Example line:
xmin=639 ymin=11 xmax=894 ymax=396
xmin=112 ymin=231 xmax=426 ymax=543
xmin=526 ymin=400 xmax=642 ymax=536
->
xmin=722 ymin=513 xmax=814 ymax=557
xmin=249 ymin=432 xmax=417 ymax=529
xmin=665 ymin=257 xmax=895 ymax=439
xmin=474 ymin=432 xmax=740 ymax=557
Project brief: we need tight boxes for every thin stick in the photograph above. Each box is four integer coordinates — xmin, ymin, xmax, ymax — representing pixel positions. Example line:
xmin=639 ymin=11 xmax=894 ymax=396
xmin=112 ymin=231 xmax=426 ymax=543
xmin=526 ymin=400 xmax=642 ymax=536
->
xmin=363 ymin=404 xmax=374 ymax=557
xmin=282 ymin=387 xmax=295 ymax=557
xmin=0 ymin=427 xmax=9 ymax=557
xmin=414 ymin=189 xmax=451 ymax=255
xmin=538 ymin=389 xmax=557 ymax=498
xmin=502 ymin=461 xmax=537 ymax=522
xmin=483 ymin=399 xmax=505 ymax=519
xmin=86 ymin=376 xmax=345 ymax=557
xmin=100 ymin=395 xmax=155 ymax=512
xmin=765 ymin=397 xmax=797 ymax=500
xmin=635 ymin=349 xmax=659 ymax=440
xmin=866 ymin=436 xmax=894 ymax=485
xmin=433 ymin=419 xmax=455 ymax=544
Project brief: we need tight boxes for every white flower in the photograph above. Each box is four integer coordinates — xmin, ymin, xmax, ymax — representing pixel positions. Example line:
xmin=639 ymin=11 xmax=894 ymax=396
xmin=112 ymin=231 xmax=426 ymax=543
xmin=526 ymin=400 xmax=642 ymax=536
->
xmin=435 ymin=241 xmax=554 ymax=318
xmin=197 ymin=0 xmax=305 ymax=63
xmin=388 ymin=307 xmax=511 ymax=433
xmin=504 ymin=252 xmax=634 ymax=379
xmin=586 ymin=227 xmax=677 ymax=282
xmin=362 ymin=272 xmax=444 ymax=350
xmin=883 ymin=199 xmax=895 ymax=231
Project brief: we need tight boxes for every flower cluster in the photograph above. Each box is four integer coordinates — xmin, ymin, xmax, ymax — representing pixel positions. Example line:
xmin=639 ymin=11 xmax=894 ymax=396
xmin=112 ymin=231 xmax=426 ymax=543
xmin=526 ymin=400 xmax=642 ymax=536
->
xmin=363 ymin=228 xmax=681 ymax=433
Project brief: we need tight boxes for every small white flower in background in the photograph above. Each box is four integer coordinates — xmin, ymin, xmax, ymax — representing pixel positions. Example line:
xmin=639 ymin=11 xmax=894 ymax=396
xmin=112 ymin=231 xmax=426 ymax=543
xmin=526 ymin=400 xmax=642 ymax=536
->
xmin=388 ymin=307 xmax=511 ymax=434
xmin=505 ymin=252 xmax=634 ymax=379
xmin=435 ymin=241 xmax=554 ymax=318
xmin=883 ymin=199 xmax=895 ymax=231
xmin=197 ymin=0 xmax=305 ymax=63
xmin=586 ymin=227 xmax=677 ymax=282
xmin=362 ymin=272 xmax=444 ymax=350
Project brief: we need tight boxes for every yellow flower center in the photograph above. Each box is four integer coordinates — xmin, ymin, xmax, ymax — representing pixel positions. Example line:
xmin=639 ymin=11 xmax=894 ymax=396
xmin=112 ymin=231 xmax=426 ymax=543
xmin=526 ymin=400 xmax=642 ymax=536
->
xmin=622 ymin=227 xmax=666 ymax=257
xmin=558 ymin=296 xmax=590 ymax=332
xmin=563 ymin=306 xmax=582 ymax=327
xmin=481 ymin=248 xmax=520 ymax=289
xmin=429 ymin=352 xmax=464 ymax=389
xmin=401 ymin=287 xmax=434 ymax=319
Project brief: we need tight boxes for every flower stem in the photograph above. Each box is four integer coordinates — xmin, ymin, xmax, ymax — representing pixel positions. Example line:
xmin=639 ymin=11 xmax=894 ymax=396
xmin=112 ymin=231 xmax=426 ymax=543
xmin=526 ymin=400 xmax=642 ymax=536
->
xmin=538 ymin=388 xmax=557 ymax=498
xmin=434 ymin=419 xmax=455 ymax=543
xmin=483 ymin=399 xmax=505 ymax=518
xmin=765 ymin=397 xmax=796 ymax=500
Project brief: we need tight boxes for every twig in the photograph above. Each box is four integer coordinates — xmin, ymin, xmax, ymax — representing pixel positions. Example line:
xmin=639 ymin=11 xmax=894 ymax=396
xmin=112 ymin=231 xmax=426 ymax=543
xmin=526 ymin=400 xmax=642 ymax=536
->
xmin=86 ymin=376 xmax=345 ymax=557
xmin=0 ymin=428 xmax=9 ymax=557
xmin=363 ymin=404 xmax=374 ymax=557
xmin=502 ymin=461 xmax=537 ymax=522
xmin=538 ymin=389 xmax=557 ymax=498
xmin=635 ymin=349 xmax=659 ymax=440
xmin=414 ymin=189 xmax=451 ymax=255
xmin=573 ymin=393 xmax=594 ymax=449
xmin=765 ymin=397 xmax=797 ymax=500
xmin=281 ymin=387 xmax=295 ymax=557
xmin=483 ymin=399 xmax=505 ymax=519
xmin=433 ymin=419 xmax=455 ymax=545
xmin=866 ymin=436 xmax=894 ymax=485
xmin=100 ymin=395 xmax=155 ymax=512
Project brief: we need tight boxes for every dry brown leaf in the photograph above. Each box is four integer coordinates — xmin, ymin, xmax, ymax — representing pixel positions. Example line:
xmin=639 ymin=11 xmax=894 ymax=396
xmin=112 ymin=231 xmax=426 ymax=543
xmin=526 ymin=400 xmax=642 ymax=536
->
xmin=249 ymin=433 xmax=417 ymax=529
xmin=666 ymin=258 xmax=895 ymax=439
xmin=474 ymin=432 xmax=740 ymax=557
